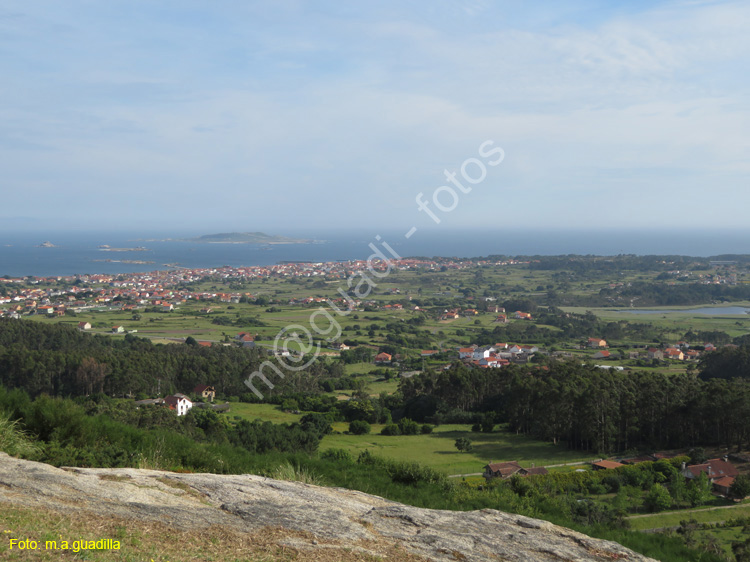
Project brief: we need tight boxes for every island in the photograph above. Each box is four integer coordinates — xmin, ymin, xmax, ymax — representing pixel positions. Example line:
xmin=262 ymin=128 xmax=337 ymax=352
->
xmin=37 ymin=241 xmax=57 ymax=248
xmin=183 ymin=232 xmax=311 ymax=244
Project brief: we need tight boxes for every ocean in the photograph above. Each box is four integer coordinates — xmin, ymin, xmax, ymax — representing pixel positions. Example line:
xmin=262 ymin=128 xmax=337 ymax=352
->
xmin=0 ymin=228 xmax=749 ymax=278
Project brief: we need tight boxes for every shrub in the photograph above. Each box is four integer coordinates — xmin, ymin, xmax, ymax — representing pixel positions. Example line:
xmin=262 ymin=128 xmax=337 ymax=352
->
xmin=271 ymin=462 xmax=324 ymax=485
xmin=381 ymin=424 xmax=401 ymax=436
xmin=455 ymin=437 xmax=473 ymax=452
xmin=0 ymin=412 xmax=41 ymax=458
xmin=321 ymin=448 xmax=354 ymax=463
xmin=397 ymin=418 xmax=419 ymax=435
xmin=349 ymin=420 xmax=371 ymax=435
xmin=420 ymin=424 xmax=433 ymax=434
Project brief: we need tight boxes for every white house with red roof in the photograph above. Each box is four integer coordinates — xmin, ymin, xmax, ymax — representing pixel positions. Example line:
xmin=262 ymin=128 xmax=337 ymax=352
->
xmin=164 ymin=394 xmax=193 ymax=416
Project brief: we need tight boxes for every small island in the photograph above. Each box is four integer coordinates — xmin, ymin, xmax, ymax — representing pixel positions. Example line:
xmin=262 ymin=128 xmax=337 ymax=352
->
xmin=37 ymin=241 xmax=57 ymax=248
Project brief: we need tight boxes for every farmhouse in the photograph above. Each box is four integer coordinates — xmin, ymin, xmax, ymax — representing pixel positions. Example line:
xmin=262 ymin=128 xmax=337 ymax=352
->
xmin=681 ymin=458 xmax=738 ymax=482
xmin=483 ymin=461 xmax=548 ymax=481
xmin=374 ymin=352 xmax=392 ymax=364
xmin=164 ymin=393 xmax=193 ymax=416
xmin=193 ymin=384 xmax=216 ymax=402
xmin=588 ymin=338 xmax=608 ymax=348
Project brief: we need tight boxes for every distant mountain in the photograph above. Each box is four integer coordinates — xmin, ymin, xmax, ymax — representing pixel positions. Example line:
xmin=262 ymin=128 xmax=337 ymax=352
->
xmin=185 ymin=232 xmax=310 ymax=244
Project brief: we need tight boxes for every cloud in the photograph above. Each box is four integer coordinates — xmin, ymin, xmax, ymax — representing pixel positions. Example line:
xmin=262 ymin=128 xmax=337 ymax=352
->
xmin=0 ymin=1 xmax=748 ymax=231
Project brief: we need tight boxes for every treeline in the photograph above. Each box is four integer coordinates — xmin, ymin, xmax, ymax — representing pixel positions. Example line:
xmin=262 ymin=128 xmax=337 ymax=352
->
xmin=526 ymin=255 xmax=710 ymax=274
xmin=599 ymin=281 xmax=750 ymax=307
xmin=400 ymin=360 xmax=750 ymax=453
xmin=0 ymin=318 xmax=343 ymax=398
xmin=473 ymin=307 xmax=662 ymax=345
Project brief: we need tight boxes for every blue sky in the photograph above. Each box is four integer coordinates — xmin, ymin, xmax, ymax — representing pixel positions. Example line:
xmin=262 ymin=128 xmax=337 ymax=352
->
xmin=1 ymin=0 xmax=748 ymax=234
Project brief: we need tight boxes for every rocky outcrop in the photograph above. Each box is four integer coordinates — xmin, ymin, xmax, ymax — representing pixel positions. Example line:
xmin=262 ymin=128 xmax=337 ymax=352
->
xmin=0 ymin=453 xmax=655 ymax=561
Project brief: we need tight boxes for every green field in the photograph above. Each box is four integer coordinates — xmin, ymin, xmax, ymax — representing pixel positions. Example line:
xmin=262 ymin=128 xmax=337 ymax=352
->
xmin=226 ymin=402 xmax=303 ymax=424
xmin=220 ymin=402 xmax=595 ymax=476
xmin=321 ymin=424 xmax=595 ymax=475
xmin=628 ymin=503 xmax=750 ymax=531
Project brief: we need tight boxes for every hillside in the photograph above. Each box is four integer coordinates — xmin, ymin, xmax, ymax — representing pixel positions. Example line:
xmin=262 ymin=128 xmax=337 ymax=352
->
xmin=0 ymin=453 xmax=655 ymax=562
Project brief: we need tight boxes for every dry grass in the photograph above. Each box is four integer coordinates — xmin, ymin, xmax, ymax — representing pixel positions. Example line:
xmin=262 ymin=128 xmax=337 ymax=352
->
xmin=0 ymin=502 xmax=427 ymax=562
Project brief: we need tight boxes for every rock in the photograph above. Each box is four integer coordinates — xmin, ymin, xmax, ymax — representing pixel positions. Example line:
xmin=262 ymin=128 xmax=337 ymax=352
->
xmin=0 ymin=453 xmax=654 ymax=562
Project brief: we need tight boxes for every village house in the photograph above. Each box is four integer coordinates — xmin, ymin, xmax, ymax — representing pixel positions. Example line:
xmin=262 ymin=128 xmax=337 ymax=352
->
xmin=664 ymin=348 xmax=684 ymax=361
xmin=681 ymin=458 xmax=738 ymax=484
xmin=374 ymin=352 xmax=392 ymax=364
xmin=193 ymin=384 xmax=216 ymax=402
xmin=483 ymin=461 xmax=548 ymax=482
xmin=647 ymin=348 xmax=664 ymax=361
xmin=77 ymin=322 xmax=92 ymax=331
xmin=112 ymin=326 xmax=125 ymax=334
xmin=458 ymin=347 xmax=475 ymax=359
xmin=514 ymin=311 xmax=532 ymax=320
xmin=164 ymin=393 xmax=193 ymax=416
xmin=592 ymin=350 xmax=611 ymax=360
xmin=588 ymin=338 xmax=608 ymax=348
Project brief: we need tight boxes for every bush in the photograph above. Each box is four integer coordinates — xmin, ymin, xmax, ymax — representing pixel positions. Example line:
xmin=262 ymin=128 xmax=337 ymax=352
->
xmin=349 ymin=420 xmax=371 ymax=435
xmin=321 ymin=448 xmax=354 ymax=463
xmin=397 ymin=418 xmax=419 ymax=435
xmin=0 ymin=412 xmax=41 ymax=458
xmin=381 ymin=424 xmax=401 ymax=436
xmin=420 ymin=424 xmax=433 ymax=434
xmin=455 ymin=437 xmax=473 ymax=452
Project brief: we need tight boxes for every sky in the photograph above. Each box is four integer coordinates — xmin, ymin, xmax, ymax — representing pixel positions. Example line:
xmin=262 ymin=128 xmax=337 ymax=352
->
xmin=1 ymin=0 xmax=748 ymax=234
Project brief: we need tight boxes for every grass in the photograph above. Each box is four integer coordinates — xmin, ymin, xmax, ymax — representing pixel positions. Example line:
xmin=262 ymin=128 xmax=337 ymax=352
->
xmin=321 ymin=424 xmax=595 ymax=476
xmin=226 ymin=403 xmax=303 ymax=424
xmin=628 ymin=504 xmax=750 ymax=531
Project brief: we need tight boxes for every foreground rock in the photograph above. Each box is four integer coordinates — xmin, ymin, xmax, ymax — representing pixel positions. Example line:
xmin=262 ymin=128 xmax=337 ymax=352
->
xmin=0 ymin=453 xmax=655 ymax=562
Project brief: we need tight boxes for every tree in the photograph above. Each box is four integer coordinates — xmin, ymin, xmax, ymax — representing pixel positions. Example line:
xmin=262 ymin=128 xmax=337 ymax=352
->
xmin=455 ymin=437 xmax=473 ymax=453
xmin=349 ymin=420 xmax=371 ymax=435
xmin=686 ymin=472 xmax=712 ymax=507
xmin=730 ymin=474 xmax=750 ymax=500
xmin=644 ymin=483 xmax=672 ymax=512
xmin=299 ymin=413 xmax=332 ymax=438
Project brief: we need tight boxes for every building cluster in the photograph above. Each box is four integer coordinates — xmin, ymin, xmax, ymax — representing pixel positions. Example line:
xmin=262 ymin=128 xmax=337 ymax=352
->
xmin=457 ymin=343 xmax=540 ymax=368
xmin=0 ymin=257 xmax=523 ymax=320
xmin=134 ymin=385 xmax=218 ymax=416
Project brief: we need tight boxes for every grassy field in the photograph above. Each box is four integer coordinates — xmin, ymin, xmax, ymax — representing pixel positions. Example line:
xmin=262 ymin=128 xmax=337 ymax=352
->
xmin=224 ymin=402 xmax=303 ymax=424
xmin=321 ymin=424 xmax=595 ymax=475
xmin=628 ymin=503 xmax=750 ymax=531
xmin=219 ymin=402 xmax=595 ymax=476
